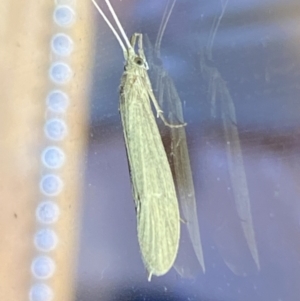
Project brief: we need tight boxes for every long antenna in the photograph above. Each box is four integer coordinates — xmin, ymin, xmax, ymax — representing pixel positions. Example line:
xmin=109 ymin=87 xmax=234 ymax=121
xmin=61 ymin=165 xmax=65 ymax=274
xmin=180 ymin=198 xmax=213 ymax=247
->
xmin=104 ymin=0 xmax=132 ymax=50
xmin=91 ymin=0 xmax=127 ymax=53
xmin=155 ymin=0 xmax=177 ymax=56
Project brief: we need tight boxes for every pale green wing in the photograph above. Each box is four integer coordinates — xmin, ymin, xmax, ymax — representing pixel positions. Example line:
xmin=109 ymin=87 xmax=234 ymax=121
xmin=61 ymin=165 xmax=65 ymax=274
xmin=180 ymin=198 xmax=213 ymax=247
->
xmin=120 ymin=70 xmax=180 ymax=279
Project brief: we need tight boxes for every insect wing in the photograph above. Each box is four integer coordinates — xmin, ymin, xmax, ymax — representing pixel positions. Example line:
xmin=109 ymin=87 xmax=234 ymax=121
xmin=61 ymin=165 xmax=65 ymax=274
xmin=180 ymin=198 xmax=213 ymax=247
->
xmin=120 ymin=66 xmax=180 ymax=278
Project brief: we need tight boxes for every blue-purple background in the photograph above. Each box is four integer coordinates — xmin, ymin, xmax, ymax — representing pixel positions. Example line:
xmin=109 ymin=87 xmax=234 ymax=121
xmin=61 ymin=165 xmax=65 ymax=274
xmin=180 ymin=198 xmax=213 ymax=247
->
xmin=77 ymin=1 xmax=300 ymax=300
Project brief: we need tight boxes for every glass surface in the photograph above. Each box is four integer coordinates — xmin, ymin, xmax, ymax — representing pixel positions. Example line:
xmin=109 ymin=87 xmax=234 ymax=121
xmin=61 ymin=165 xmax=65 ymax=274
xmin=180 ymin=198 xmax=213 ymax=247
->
xmin=76 ymin=0 xmax=300 ymax=300
xmin=2 ymin=0 xmax=300 ymax=300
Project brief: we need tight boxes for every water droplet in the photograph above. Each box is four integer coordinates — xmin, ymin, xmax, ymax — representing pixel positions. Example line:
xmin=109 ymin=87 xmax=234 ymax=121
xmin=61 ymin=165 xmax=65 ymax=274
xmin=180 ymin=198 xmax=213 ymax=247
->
xmin=36 ymin=201 xmax=60 ymax=224
xmin=29 ymin=283 xmax=53 ymax=301
xmin=49 ymin=62 xmax=72 ymax=84
xmin=53 ymin=5 xmax=75 ymax=27
xmin=31 ymin=256 xmax=56 ymax=279
xmin=44 ymin=119 xmax=67 ymax=141
xmin=46 ymin=90 xmax=69 ymax=113
xmin=42 ymin=147 xmax=65 ymax=169
xmin=51 ymin=33 xmax=74 ymax=56
xmin=34 ymin=229 xmax=58 ymax=251
xmin=40 ymin=174 xmax=63 ymax=196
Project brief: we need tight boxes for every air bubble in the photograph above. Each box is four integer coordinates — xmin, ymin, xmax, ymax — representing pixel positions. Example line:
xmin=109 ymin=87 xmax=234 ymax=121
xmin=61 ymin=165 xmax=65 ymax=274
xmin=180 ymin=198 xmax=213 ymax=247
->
xmin=46 ymin=90 xmax=69 ymax=113
xmin=36 ymin=201 xmax=60 ymax=224
xmin=49 ymin=62 xmax=72 ymax=84
xmin=40 ymin=174 xmax=63 ymax=196
xmin=53 ymin=5 xmax=75 ymax=27
xmin=44 ymin=119 xmax=67 ymax=141
xmin=51 ymin=33 xmax=74 ymax=56
xmin=42 ymin=147 xmax=65 ymax=169
xmin=31 ymin=256 xmax=56 ymax=279
xmin=29 ymin=283 xmax=53 ymax=301
xmin=34 ymin=229 xmax=58 ymax=251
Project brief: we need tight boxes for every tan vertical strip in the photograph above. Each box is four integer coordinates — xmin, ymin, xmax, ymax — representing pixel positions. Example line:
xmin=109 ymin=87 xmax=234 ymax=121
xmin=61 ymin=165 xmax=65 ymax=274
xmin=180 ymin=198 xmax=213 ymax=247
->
xmin=0 ymin=1 xmax=53 ymax=301
xmin=0 ymin=0 xmax=94 ymax=300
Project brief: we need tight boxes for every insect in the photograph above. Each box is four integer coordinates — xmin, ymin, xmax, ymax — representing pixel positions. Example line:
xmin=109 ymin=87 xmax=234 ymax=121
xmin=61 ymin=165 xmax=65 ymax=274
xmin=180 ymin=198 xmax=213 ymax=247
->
xmin=91 ymin=0 xmax=185 ymax=281
xmin=145 ymin=0 xmax=205 ymax=276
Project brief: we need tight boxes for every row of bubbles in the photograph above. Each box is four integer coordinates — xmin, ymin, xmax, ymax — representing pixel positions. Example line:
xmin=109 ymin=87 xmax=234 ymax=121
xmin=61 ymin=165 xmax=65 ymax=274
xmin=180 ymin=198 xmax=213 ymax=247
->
xmin=30 ymin=2 xmax=76 ymax=301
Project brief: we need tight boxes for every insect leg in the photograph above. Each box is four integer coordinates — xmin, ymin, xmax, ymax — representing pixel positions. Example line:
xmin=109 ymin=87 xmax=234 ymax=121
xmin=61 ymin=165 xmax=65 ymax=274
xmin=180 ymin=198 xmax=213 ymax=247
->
xmin=148 ymin=87 xmax=186 ymax=128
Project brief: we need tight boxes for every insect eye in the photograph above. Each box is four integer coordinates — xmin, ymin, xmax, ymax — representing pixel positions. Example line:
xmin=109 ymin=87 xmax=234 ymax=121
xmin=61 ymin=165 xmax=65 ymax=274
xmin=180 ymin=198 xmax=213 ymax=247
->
xmin=134 ymin=57 xmax=144 ymax=66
